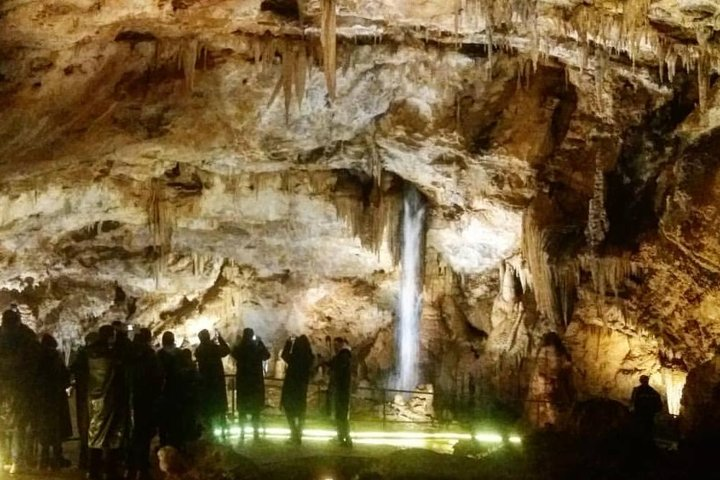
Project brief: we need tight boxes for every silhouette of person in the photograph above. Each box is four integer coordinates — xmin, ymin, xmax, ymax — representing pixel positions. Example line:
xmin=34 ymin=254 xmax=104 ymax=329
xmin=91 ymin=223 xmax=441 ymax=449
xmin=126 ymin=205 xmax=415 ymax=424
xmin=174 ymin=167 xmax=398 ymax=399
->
xmin=82 ymin=324 xmax=130 ymax=480
xmin=280 ymin=335 xmax=314 ymax=445
xmin=127 ymin=328 xmax=161 ymax=480
xmin=231 ymin=328 xmax=270 ymax=440
xmin=34 ymin=334 xmax=72 ymax=470
xmin=178 ymin=348 xmax=201 ymax=447
xmin=631 ymin=375 xmax=662 ymax=445
xmin=70 ymin=331 xmax=98 ymax=471
xmin=195 ymin=329 xmax=230 ymax=435
xmin=329 ymin=337 xmax=352 ymax=447
xmin=0 ymin=307 xmax=40 ymax=474
xmin=157 ymin=331 xmax=183 ymax=449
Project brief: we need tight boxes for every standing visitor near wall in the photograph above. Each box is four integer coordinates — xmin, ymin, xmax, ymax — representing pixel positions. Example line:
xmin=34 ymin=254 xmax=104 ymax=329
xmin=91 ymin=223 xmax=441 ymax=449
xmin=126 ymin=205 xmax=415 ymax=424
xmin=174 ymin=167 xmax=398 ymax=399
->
xmin=280 ymin=335 xmax=314 ymax=445
xmin=0 ymin=307 xmax=40 ymax=474
xmin=329 ymin=337 xmax=352 ymax=448
xmin=34 ymin=334 xmax=72 ymax=470
xmin=158 ymin=332 xmax=184 ymax=449
xmin=127 ymin=328 xmax=162 ymax=480
xmin=232 ymin=328 xmax=270 ymax=441
xmin=195 ymin=329 xmax=230 ymax=436
xmin=71 ymin=331 xmax=99 ymax=471
xmin=82 ymin=325 xmax=130 ymax=480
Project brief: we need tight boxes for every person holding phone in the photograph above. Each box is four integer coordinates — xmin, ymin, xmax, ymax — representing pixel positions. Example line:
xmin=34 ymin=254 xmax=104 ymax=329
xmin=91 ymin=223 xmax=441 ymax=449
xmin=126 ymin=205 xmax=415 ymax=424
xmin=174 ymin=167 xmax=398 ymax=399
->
xmin=195 ymin=329 xmax=230 ymax=436
xmin=231 ymin=328 xmax=270 ymax=441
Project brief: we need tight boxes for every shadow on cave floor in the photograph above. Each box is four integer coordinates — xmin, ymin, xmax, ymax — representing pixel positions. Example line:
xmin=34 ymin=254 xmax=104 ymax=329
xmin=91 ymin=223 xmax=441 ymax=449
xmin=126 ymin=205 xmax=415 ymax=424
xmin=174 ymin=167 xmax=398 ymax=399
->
xmin=3 ymin=433 xmax=720 ymax=480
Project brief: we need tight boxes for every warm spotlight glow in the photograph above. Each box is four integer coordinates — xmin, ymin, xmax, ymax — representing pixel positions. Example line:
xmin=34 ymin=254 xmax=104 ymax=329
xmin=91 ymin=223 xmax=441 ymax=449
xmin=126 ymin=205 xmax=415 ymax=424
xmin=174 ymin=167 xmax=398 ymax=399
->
xmin=180 ymin=315 xmax=217 ymax=345
xmin=663 ymin=368 xmax=687 ymax=416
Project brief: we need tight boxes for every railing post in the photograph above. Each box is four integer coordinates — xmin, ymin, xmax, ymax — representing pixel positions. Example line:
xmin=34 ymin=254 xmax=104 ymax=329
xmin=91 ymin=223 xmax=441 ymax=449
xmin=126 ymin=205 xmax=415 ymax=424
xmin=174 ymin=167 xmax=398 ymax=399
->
xmin=382 ymin=388 xmax=387 ymax=430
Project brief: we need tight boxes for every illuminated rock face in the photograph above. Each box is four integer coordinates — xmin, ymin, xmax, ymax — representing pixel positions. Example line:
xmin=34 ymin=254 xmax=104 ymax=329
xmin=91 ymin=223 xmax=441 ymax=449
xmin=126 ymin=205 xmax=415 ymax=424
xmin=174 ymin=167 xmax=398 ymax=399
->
xmin=2 ymin=0 xmax=720 ymax=427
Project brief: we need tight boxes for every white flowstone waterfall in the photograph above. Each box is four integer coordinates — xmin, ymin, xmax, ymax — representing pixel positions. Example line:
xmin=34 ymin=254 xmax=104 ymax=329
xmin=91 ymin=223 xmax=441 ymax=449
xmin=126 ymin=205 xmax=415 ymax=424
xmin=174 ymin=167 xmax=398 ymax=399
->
xmin=394 ymin=185 xmax=426 ymax=393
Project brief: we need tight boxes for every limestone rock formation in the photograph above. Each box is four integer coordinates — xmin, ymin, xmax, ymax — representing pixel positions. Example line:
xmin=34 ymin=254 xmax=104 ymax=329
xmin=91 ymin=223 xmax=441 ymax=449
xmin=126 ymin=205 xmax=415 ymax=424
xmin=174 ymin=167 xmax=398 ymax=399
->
xmin=3 ymin=0 xmax=720 ymax=432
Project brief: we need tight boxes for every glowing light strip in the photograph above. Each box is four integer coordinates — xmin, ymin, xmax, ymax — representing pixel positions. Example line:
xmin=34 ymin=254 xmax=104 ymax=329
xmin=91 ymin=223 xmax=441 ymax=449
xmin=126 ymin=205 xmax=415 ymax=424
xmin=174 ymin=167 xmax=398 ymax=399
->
xmin=215 ymin=424 xmax=521 ymax=446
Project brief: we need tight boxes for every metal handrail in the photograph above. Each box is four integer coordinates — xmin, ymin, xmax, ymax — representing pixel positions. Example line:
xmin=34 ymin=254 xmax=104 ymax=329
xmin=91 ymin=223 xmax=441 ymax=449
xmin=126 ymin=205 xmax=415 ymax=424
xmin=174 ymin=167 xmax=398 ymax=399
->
xmin=223 ymin=374 xmax=437 ymax=426
xmin=225 ymin=374 xmax=435 ymax=397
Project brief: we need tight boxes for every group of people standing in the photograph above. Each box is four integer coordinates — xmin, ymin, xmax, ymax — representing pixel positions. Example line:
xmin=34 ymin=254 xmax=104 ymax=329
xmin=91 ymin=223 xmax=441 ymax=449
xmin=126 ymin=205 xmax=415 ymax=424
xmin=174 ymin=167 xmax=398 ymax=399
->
xmin=0 ymin=305 xmax=354 ymax=480
xmin=0 ymin=308 xmax=73 ymax=474
xmin=229 ymin=328 xmax=353 ymax=448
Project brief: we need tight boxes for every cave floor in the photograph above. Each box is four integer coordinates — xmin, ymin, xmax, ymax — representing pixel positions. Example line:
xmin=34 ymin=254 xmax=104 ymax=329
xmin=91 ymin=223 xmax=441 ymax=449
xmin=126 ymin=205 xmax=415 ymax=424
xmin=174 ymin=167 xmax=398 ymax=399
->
xmin=0 ymin=438 xmax=412 ymax=480
xmin=0 ymin=433 xmax=705 ymax=480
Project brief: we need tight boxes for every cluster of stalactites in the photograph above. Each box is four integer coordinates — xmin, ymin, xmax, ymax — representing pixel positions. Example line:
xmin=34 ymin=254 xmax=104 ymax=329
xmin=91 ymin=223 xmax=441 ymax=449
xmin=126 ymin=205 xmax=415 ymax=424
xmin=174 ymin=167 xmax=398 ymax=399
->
xmin=224 ymin=169 xmax=336 ymax=199
xmin=153 ymin=38 xmax=206 ymax=92
xmin=523 ymin=203 xmax=641 ymax=329
xmin=451 ymin=0 xmax=719 ymax=115
xmin=262 ymin=38 xmax=313 ymax=123
xmin=579 ymin=254 xmax=639 ymax=302
xmin=453 ymin=0 xmax=539 ymax=77
xmin=521 ymin=208 xmax=576 ymax=329
xmin=148 ymin=0 xmax=337 ymax=117
xmin=332 ymin=183 xmax=402 ymax=264
xmin=263 ymin=0 xmax=336 ymax=119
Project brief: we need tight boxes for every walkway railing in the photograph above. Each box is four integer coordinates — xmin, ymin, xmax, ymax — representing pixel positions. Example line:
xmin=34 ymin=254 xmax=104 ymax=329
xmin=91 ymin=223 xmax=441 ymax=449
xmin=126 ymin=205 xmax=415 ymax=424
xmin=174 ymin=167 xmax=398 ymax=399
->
xmin=224 ymin=375 xmax=437 ymax=427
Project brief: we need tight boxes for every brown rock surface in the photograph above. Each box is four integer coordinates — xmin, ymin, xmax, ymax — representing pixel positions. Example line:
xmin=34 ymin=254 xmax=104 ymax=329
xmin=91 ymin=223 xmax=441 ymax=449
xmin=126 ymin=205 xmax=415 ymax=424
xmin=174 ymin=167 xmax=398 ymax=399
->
xmin=2 ymin=0 xmax=720 ymax=431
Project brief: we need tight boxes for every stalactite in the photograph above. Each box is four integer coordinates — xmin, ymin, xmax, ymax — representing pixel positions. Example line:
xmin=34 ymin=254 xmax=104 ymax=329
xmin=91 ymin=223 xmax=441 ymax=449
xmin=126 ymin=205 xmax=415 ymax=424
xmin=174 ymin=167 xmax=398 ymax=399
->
xmin=280 ymin=41 xmax=295 ymax=123
xmin=666 ymin=49 xmax=677 ymax=82
xmin=658 ymin=41 xmax=666 ymax=83
xmin=522 ymin=210 xmax=554 ymax=324
xmin=594 ymin=49 xmax=608 ymax=107
xmin=180 ymin=38 xmax=198 ymax=92
xmin=147 ymin=178 xmax=173 ymax=287
xmin=366 ymin=127 xmax=382 ymax=187
xmin=262 ymin=37 xmax=276 ymax=73
xmin=554 ymin=263 xmax=579 ymax=327
xmin=295 ymin=44 xmax=308 ymax=110
xmin=321 ymin=0 xmax=337 ymax=101
xmin=697 ymin=29 xmax=712 ymax=115
xmin=580 ymin=255 xmax=638 ymax=301
xmin=454 ymin=0 xmax=461 ymax=49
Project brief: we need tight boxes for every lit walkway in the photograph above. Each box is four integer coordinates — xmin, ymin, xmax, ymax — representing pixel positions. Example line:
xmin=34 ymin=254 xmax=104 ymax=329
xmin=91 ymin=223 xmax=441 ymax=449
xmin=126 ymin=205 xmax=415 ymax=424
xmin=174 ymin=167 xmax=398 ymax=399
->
xmin=0 ymin=423 xmax=520 ymax=479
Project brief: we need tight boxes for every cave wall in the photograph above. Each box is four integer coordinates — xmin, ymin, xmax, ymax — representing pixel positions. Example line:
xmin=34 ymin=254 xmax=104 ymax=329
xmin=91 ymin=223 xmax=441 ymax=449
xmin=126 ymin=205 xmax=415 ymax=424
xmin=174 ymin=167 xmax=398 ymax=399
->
xmin=2 ymin=0 xmax=720 ymax=427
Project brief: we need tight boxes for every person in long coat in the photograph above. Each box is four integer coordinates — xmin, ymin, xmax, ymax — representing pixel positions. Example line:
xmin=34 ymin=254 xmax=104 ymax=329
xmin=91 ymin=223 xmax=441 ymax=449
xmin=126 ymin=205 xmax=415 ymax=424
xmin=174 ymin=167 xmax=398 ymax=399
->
xmin=231 ymin=328 xmax=270 ymax=440
xmin=127 ymin=328 xmax=162 ymax=480
xmin=329 ymin=337 xmax=352 ymax=448
xmin=80 ymin=324 xmax=129 ymax=480
xmin=194 ymin=329 xmax=230 ymax=434
xmin=34 ymin=334 xmax=72 ymax=470
xmin=157 ymin=331 xmax=183 ymax=448
xmin=280 ymin=335 xmax=314 ymax=445
xmin=71 ymin=331 xmax=98 ymax=470
xmin=0 ymin=308 xmax=40 ymax=474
